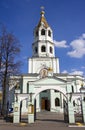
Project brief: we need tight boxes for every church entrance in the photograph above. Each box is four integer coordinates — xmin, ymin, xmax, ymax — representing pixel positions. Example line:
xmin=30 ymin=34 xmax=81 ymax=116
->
xmin=34 ymin=88 xmax=68 ymax=123
xmin=41 ymin=98 xmax=50 ymax=111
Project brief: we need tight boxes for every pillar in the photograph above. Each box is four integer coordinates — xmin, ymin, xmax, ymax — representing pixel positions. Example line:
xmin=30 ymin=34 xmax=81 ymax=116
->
xmin=28 ymin=94 xmax=35 ymax=124
xmin=50 ymin=90 xmax=55 ymax=112
xmin=81 ymin=94 xmax=85 ymax=123
xmin=13 ymin=102 xmax=20 ymax=123
xmin=28 ymin=103 xmax=34 ymax=123
xmin=67 ymin=94 xmax=75 ymax=124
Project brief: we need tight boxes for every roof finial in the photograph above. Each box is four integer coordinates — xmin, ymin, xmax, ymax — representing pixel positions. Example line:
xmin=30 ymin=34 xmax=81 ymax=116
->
xmin=40 ymin=6 xmax=45 ymax=17
xmin=41 ymin=6 xmax=44 ymax=11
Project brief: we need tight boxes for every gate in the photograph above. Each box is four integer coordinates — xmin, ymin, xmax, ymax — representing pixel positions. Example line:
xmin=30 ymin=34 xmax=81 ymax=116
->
xmin=63 ymin=99 xmax=68 ymax=123
xmin=74 ymin=100 xmax=83 ymax=123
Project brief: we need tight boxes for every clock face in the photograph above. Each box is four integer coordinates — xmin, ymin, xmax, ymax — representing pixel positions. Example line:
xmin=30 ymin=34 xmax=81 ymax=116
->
xmin=40 ymin=68 xmax=48 ymax=78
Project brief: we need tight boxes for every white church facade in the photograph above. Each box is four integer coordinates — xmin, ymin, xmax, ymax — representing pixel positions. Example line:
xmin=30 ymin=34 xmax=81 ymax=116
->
xmin=9 ymin=10 xmax=85 ymax=117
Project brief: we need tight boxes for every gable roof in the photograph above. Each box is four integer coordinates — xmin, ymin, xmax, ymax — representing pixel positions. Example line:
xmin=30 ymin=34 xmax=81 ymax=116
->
xmin=29 ymin=76 xmax=66 ymax=85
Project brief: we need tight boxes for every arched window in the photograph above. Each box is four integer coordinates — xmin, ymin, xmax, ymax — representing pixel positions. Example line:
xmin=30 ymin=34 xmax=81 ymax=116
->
xmin=72 ymin=85 xmax=74 ymax=93
xmin=35 ymin=47 xmax=38 ymax=53
xmin=41 ymin=29 xmax=45 ymax=35
xmin=36 ymin=30 xmax=38 ymax=36
xmin=55 ymin=98 xmax=60 ymax=106
xmin=41 ymin=45 xmax=46 ymax=52
xmin=48 ymin=30 xmax=51 ymax=37
xmin=73 ymin=101 xmax=75 ymax=106
xmin=49 ymin=46 xmax=53 ymax=53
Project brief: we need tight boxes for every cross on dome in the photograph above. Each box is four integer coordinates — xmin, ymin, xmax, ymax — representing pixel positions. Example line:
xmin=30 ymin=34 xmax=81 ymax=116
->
xmin=37 ymin=6 xmax=49 ymax=28
xmin=40 ymin=6 xmax=45 ymax=17
xmin=41 ymin=6 xmax=44 ymax=11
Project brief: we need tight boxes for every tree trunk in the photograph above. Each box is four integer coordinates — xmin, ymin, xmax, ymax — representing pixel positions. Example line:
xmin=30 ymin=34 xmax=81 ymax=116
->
xmin=2 ymin=63 xmax=8 ymax=116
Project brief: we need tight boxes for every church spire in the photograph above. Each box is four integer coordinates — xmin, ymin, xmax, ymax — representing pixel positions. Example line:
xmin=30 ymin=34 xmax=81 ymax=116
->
xmin=37 ymin=7 xmax=49 ymax=28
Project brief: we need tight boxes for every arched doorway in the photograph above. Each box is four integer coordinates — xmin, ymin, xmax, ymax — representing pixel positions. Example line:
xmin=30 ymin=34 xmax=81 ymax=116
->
xmin=27 ymin=76 xmax=74 ymax=124
xmin=40 ymin=90 xmax=50 ymax=111
xmin=33 ymin=87 xmax=68 ymax=123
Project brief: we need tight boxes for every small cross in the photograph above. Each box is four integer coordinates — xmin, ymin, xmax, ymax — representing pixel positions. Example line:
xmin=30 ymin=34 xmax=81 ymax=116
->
xmin=41 ymin=6 xmax=45 ymax=11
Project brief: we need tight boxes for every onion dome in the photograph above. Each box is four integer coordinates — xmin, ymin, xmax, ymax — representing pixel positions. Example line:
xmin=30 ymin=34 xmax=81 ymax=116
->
xmin=37 ymin=10 xmax=49 ymax=28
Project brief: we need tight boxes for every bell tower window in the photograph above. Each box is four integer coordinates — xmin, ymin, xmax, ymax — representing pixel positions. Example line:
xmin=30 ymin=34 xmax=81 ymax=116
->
xmin=48 ymin=30 xmax=51 ymax=37
xmin=72 ymin=85 xmax=74 ymax=93
xmin=41 ymin=45 xmax=46 ymax=52
xmin=35 ymin=47 xmax=38 ymax=53
xmin=41 ymin=29 xmax=45 ymax=35
xmin=36 ymin=30 xmax=38 ymax=36
xmin=50 ymin=46 xmax=53 ymax=53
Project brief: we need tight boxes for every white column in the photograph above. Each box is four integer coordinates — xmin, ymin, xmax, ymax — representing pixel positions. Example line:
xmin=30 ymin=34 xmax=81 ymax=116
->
xmin=50 ymin=90 xmax=55 ymax=112
xmin=13 ymin=102 xmax=20 ymax=123
xmin=36 ymin=94 xmax=40 ymax=112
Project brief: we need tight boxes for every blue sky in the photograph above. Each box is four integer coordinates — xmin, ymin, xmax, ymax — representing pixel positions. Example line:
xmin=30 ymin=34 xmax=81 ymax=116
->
xmin=0 ymin=0 xmax=85 ymax=76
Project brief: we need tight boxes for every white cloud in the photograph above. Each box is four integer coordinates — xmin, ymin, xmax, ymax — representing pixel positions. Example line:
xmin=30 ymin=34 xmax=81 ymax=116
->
xmin=62 ymin=69 xmax=84 ymax=76
xmin=70 ymin=70 xmax=84 ymax=76
xmin=62 ymin=70 xmax=68 ymax=74
xmin=54 ymin=40 xmax=69 ymax=48
xmin=67 ymin=34 xmax=85 ymax=58
xmin=81 ymin=66 xmax=85 ymax=69
xmin=81 ymin=33 xmax=85 ymax=39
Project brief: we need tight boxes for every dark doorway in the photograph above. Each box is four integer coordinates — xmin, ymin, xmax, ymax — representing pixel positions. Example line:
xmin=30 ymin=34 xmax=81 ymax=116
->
xmin=41 ymin=98 xmax=50 ymax=111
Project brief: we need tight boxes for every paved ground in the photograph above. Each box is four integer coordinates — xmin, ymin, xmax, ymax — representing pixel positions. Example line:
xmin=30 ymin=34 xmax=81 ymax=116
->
xmin=0 ymin=111 xmax=85 ymax=130
xmin=36 ymin=111 xmax=68 ymax=127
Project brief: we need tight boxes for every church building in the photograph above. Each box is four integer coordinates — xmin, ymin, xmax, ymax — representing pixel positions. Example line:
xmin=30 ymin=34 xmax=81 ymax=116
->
xmin=9 ymin=10 xmax=85 ymax=116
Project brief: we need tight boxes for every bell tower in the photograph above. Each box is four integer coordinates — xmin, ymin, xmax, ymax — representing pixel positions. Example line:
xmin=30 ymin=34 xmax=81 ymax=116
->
xmin=28 ymin=9 xmax=60 ymax=74
xmin=32 ymin=10 xmax=55 ymax=58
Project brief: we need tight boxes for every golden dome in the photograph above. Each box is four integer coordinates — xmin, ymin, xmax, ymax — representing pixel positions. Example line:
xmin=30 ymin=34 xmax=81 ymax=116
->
xmin=37 ymin=10 xmax=49 ymax=28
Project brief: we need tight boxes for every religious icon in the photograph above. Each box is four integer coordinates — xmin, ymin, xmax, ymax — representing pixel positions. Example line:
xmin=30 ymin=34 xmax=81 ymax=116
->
xmin=40 ymin=68 xmax=48 ymax=78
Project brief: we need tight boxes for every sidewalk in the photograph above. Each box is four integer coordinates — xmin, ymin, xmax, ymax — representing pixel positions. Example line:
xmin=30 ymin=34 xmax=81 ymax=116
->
xmin=0 ymin=115 xmax=13 ymax=125
xmin=0 ymin=112 xmax=85 ymax=128
xmin=69 ymin=122 xmax=85 ymax=127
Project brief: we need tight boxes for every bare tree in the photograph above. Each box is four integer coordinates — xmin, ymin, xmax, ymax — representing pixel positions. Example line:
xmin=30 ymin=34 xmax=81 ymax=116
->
xmin=0 ymin=26 xmax=22 ymax=116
